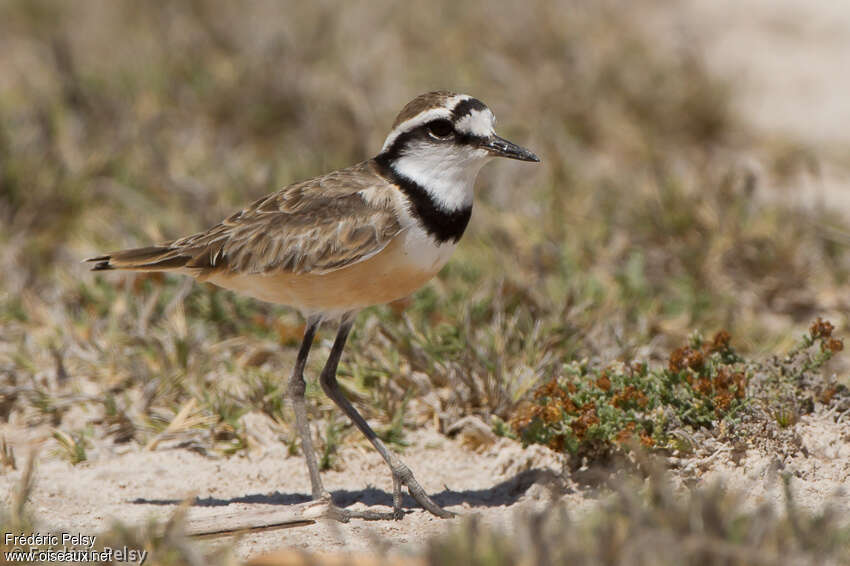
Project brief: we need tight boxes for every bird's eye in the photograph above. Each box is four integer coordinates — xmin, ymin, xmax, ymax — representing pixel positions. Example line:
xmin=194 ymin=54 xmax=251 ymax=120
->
xmin=427 ymin=120 xmax=454 ymax=139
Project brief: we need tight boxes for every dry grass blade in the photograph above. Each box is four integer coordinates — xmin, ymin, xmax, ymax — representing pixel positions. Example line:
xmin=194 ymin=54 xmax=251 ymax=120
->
xmin=185 ymin=503 xmax=318 ymax=538
xmin=9 ymin=450 xmax=36 ymax=529
xmin=0 ymin=435 xmax=16 ymax=470
xmin=146 ymin=398 xmax=212 ymax=451
xmin=97 ymin=496 xmax=239 ymax=566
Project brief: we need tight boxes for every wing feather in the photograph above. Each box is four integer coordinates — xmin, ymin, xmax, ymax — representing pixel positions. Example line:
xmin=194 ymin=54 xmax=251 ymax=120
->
xmin=173 ymin=160 xmax=403 ymax=275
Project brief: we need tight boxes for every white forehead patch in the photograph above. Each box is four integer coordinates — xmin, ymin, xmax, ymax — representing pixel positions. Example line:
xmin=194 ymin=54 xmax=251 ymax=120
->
xmin=454 ymin=108 xmax=496 ymax=138
xmin=381 ymin=108 xmax=451 ymax=151
xmin=381 ymin=94 xmax=471 ymax=152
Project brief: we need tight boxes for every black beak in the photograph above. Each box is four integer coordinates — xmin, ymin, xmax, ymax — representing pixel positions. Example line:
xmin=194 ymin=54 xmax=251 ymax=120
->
xmin=481 ymin=135 xmax=540 ymax=162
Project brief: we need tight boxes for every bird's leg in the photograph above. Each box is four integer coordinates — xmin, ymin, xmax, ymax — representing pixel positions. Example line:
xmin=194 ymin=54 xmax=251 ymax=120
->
xmin=286 ymin=316 xmax=397 ymax=523
xmin=287 ymin=316 xmax=328 ymax=502
xmin=318 ymin=314 xmax=455 ymax=520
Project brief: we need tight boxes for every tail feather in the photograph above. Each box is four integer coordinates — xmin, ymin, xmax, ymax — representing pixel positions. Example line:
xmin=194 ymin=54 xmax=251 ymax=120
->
xmin=85 ymin=246 xmax=192 ymax=272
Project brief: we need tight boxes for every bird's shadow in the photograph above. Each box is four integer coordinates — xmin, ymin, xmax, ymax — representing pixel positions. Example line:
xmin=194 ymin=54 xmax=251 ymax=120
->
xmin=131 ymin=468 xmax=560 ymax=511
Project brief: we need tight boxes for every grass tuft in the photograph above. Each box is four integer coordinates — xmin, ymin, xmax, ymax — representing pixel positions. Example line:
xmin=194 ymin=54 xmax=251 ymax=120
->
xmin=51 ymin=428 xmax=89 ymax=465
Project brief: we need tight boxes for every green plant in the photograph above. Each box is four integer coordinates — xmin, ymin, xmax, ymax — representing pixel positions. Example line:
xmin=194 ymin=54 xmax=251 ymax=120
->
xmin=512 ymin=322 xmax=843 ymax=463
xmin=511 ymin=330 xmax=747 ymax=460
xmin=378 ymin=395 xmax=412 ymax=449
xmin=319 ymin=416 xmax=344 ymax=472
xmin=748 ymin=318 xmax=845 ymax=430
xmin=52 ymin=429 xmax=90 ymax=465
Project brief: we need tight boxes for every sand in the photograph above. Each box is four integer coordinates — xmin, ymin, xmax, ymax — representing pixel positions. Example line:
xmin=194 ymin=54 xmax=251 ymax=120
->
xmin=1 ymin=409 xmax=847 ymax=560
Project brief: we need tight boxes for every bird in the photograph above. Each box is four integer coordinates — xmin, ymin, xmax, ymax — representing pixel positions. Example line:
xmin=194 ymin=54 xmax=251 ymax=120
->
xmin=87 ymin=90 xmax=539 ymax=521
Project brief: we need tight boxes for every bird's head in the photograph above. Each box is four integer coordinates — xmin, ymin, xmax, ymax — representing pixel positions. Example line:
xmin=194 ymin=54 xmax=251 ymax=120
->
xmin=375 ymin=91 xmax=539 ymax=211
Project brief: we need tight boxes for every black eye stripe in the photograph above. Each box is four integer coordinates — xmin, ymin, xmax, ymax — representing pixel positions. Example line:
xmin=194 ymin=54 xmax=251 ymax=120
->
xmin=378 ymin=120 xmax=489 ymax=162
xmin=451 ymin=98 xmax=488 ymax=121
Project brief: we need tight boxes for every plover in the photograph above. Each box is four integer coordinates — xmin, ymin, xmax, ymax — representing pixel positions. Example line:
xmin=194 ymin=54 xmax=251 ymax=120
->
xmin=88 ymin=90 xmax=539 ymax=520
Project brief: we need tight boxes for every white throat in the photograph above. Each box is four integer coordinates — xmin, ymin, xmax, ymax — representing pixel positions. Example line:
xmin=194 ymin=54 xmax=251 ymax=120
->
xmin=391 ymin=141 xmax=491 ymax=211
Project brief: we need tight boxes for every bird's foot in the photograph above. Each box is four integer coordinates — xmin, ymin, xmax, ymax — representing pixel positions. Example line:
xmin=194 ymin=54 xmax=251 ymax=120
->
xmin=391 ymin=461 xmax=455 ymax=519
xmin=303 ymin=471 xmax=453 ymax=522
xmin=304 ymin=496 xmax=398 ymax=522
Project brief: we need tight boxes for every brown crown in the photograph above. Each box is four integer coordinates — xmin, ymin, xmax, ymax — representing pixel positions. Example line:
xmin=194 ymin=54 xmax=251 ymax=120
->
xmin=391 ymin=91 xmax=460 ymax=129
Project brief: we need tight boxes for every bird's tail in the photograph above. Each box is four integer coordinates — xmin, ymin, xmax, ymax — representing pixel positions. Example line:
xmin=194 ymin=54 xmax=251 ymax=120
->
xmin=86 ymin=246 xmax=192 ymax=272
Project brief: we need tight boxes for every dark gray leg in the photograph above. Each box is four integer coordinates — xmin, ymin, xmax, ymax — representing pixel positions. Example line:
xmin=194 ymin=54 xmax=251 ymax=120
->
xmin=319 ymin=313 xmax=455 ymax=519
xmin=287 ymin=316 xmax=396 ymax=522
xmin=287 ymin=316 xmax=327 ymax=501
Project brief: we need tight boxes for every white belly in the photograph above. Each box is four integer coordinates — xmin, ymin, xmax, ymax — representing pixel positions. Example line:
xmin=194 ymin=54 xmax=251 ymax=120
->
xmin=397 ymin=224 xmax=458 ymax=274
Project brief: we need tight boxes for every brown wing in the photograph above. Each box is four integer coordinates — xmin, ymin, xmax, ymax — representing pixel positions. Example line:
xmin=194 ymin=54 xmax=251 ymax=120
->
xmin=88 ymin=161 xmax=404 ymax=276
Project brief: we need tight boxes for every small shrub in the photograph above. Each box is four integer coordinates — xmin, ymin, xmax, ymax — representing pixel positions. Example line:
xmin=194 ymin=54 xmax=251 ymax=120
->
xmin=511 ymin=321 xmax=843 ymax=463
xmin=748 ymin=317 xmax=846 ymax=430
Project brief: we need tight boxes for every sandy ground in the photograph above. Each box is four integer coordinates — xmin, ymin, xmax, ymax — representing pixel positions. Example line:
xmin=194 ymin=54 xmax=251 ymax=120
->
xmin=676 ymin=0 xmax=850 ymax=150
xmin=1 ymin=409 xmax=848 ymax=561
xmin=1 ymin=423 xmax=570 ymax=558
xmin=656 ymin=0 xmax=850 ymax=215
xmin=705 ymin=411 xmax=850 ymax=516
xmin=3 ymin=1 xmax=850 ymax=562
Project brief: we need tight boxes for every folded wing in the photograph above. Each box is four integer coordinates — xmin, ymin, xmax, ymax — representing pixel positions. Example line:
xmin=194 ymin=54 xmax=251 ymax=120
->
xmin=87 ymin=161 xmax=403 ymax=276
